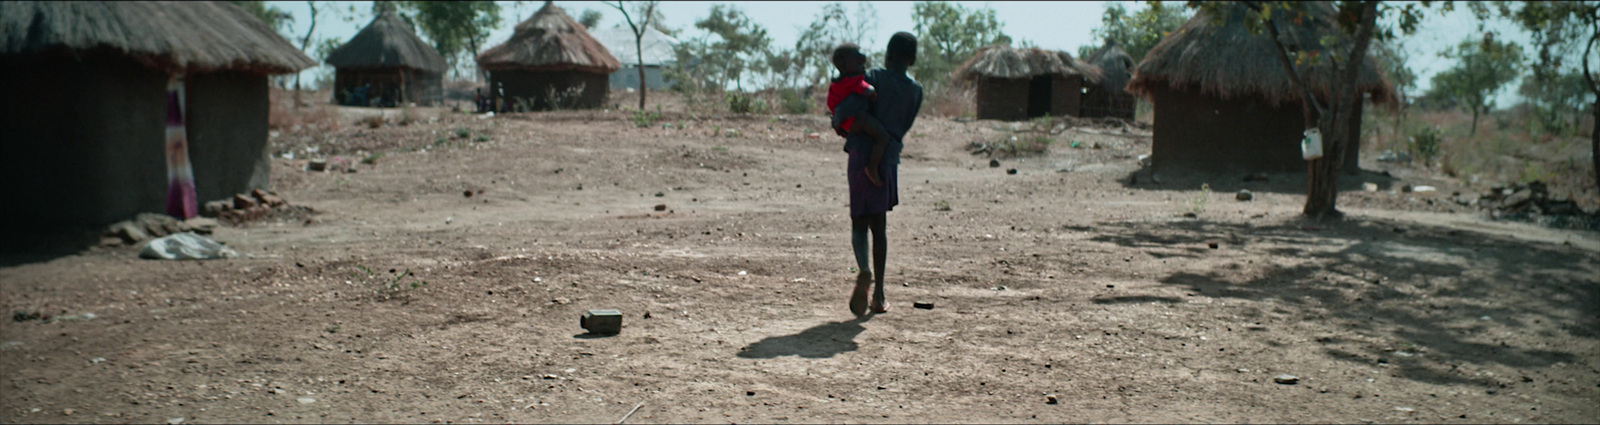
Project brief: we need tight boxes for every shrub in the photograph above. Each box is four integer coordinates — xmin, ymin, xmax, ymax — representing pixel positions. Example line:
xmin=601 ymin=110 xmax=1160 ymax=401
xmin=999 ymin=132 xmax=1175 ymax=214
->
xmin=726 ymin=92 xmax=767 ymax=114
xmin=632 ymin=108 xmax=661 ymax=128
xmin=779 ymin=88 xmax=812 ymax=114
xmin=1408 ymin=125 xmax=1442 ymax=167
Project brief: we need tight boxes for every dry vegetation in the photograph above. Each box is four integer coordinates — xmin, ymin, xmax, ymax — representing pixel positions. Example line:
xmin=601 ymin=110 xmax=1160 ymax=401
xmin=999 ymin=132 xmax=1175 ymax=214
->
xmin=1362 ymin=106 xmax=1597 ymax=208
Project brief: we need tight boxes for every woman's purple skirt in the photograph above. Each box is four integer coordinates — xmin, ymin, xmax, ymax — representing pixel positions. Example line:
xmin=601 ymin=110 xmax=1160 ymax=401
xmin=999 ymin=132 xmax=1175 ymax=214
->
xmin=848 ymin=149 xmax=898 ymax=217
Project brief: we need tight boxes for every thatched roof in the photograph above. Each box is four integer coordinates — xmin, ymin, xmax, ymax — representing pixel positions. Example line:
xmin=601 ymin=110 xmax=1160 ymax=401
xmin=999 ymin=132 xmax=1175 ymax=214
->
xmin=1126 ymin=2 xmax=1394 ymax=106
xmin=475 ymin=2 xmax=619 ymax=74
xmin=0 ymin=1 xmax=315 ymax=74
xmin=1087 ymin=41 xmax=1135 ymax=92
xmin=955 ymin=46 xmax=1102 ymax=84
xmin=325 ymin=11 xmax=448 ymax=73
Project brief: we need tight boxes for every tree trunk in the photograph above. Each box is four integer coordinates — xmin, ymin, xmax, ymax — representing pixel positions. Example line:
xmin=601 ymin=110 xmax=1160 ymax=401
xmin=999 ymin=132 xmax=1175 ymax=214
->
xmin=637 ymin=37 xmax=648 ymax=110
xmin=1302 ymin=1 xmax=1379 ymax=219
xmin=1470 ymin=107 xmax=1480 ymax=136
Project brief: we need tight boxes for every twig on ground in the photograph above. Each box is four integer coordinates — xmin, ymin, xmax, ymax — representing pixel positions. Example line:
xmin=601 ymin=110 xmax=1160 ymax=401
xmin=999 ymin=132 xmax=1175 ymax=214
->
xmin=617 ymin=402 xmax=644 ymax=424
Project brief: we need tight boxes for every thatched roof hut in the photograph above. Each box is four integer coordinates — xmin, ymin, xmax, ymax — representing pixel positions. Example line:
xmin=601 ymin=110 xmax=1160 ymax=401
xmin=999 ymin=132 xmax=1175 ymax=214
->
xmin=1081 ymin=40 xmax=1137 ymax=119
xmin=1 ymin=1 xmax=313 ymax=233
xmin=1127 ymin=2 xmax=1393 ymax=174
xmin=325 ymin=11 xmax=448 ymax=106
xmin=476 ymin=1 xmax=619 ymax=111
xmin=954 ymin=46 xmax=1103 ymax=121
xmin=1 ymin=1 xmax=314 ymax=73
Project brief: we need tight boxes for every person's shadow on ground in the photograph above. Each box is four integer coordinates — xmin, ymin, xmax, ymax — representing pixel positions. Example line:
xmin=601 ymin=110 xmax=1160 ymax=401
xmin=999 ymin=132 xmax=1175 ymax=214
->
xmin=736 ymin=318 xmax=867 ymax=359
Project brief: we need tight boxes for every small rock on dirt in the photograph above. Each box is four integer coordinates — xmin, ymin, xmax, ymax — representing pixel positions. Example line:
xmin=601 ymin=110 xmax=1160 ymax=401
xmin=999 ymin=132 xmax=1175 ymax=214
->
xmin=989 ymin=159 xmax=1000 ymax=168
xmin=1208 ymin=242 xmax=1219 ymax=249
xmin=297 ymin=397 xmax=316 ymax=404
xmin=653 ymin=204 xmax=667 ymax=211
xmin=1236 ymin=190 xmax=1253 ymax=201
xmin=307 ymin=159 xmax=327 ymax=172
xmin=913 ymin=301 xmax=935 ymax=310
xmin=463 ymin=190 xmax=473 ymax=198
xmin=167 ymin=418 xmax=185 ymax=425
xmin=1006 ymin=168 xmax=1017 ymax=175
xmin=1046 ymin=394 xmax=1059 ymax=404
xmin=1363 ymin=182 xmax=1379 ymax=192
xmin=1274 ymin=374 xmax=1299 ymax=385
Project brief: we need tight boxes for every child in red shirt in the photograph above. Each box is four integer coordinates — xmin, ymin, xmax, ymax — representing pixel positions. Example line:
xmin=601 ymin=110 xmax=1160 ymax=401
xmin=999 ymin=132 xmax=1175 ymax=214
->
xmin=827 ymin=43 xmax=889 ymax=187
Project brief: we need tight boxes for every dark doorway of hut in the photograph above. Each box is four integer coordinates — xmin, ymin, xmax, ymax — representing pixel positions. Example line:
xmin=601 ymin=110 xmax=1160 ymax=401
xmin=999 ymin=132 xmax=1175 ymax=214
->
xmin=1027 ymin=75 xmax=1053 ymax=118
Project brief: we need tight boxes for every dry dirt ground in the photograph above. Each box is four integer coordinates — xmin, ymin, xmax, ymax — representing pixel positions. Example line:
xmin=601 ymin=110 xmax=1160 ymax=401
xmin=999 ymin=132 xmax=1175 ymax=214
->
xmin=3 ymin=106 xmax=1599 ymax=424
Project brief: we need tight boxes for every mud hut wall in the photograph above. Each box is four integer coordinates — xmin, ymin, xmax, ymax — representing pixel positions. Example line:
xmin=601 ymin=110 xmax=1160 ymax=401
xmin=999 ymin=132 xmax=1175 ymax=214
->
xmin=185 ymin=71 xmax=270 ymax=205
xmin=0 ymin=53 xmax=169 ymax=230
xmin=334 ymin=67 xmax=418 ymax=106
xmin=1150 ymin=86 xmax=1361 ymax=174
xmin=1082 ymin=87 xmax=1136 ymax=120
xmin=415 ymin=70 xmax=444 ymax=105
xmin=974 ymin=76 xmax=1029 ymax=121
xmin=489 ymin=69 xmax=609 ymax=110
xmin=1051 ymin=75 xmax=1083 ymax=117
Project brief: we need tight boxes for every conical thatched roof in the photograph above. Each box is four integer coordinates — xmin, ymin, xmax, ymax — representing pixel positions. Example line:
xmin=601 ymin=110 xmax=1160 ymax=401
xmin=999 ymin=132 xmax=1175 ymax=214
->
xmin=0 ymin=1 xmax=315 ymax=74
xmin=955 ymin=46 xmax=1103 ymax=84
xmin=475 ymin=2 xmax=619 ymax=73
xmin=1087 ymin=41 xmax=1134 ymax=92
xmin=325 ymin=11 xmax=448 ymax=73
xmin=1126 ymin=2 xmax=1394 ymax=106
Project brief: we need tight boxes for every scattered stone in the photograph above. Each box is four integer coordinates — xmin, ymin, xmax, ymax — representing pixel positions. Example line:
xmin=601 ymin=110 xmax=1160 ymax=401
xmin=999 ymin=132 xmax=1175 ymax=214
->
xmin=232 ymin=194 xmax=257 ymax=210
xmin=111 ymin=222 xmax=149 ymax=245
xmin=202 ymin=200 xmax=231 ymax=217
xmin=297 ymin=398 xmax=316 ymax=404
xmin=1363 ymin=182 xmax=1379 ymax=192
xmin=1274 ymin=374 xmax=1299 ymax=385
xmin=62 ymin=409 xmax=74 ymax=416
xmin=1182 ymin=212 xmax=1197 ymax=218
xmin=1006 ymin=168 xmax=1017 ymax=175
xmin=463 ymin=190 xmax=474 ymax=198
xmin=653 ymin=204 xmax=668 ymax=211
xmin=167 ymin=417 xmax=185 ymax=425
xmin=1045 ymin=394 xmax=1059 ymax=404
xmin=307 ymin=159 xmax=327 ymax=172
xmin=184 ymin=218 xmax=218 ymax=235
xmin=989 ymin=159 xmax=1000 ymax=168
xmin=1236 ymin=190 xmax=1253 ymax=201
xmin=913 ymin=301 xmax=935 ymax=310
xmin=1208 ymin=242 xmax=1219 ymax=249
xmin=654 ymin=192 xmax=665 ymax=197
xmin=1394 ymin=407 xmax=1415 ymax=413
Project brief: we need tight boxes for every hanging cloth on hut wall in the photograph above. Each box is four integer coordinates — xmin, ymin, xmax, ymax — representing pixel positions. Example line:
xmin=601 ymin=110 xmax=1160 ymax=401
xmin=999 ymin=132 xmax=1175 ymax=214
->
xmin=165 ymin=76 xmax=198 ymax=219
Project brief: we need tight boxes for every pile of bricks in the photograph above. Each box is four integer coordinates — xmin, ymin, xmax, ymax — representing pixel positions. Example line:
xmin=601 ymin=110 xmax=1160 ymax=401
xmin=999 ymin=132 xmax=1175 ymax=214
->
xmin=204 ymin=189 xmax=291 ymax=223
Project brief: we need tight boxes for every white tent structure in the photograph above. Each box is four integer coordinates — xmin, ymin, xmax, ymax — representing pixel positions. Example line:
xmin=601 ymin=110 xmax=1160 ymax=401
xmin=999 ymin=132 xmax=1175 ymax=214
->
xmin=593 ymin=25 xmax=677 ymax=90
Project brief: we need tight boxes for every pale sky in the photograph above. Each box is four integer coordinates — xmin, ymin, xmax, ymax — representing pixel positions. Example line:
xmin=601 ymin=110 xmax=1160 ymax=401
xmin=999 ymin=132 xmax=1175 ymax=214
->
xmin=271 ymin=1 xmax=1574 ymax=106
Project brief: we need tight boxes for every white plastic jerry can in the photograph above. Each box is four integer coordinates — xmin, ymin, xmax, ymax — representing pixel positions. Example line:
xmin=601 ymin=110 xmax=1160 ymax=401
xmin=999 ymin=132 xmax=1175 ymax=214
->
xmin=1301 ymin=128 xmax=1324 ymax=161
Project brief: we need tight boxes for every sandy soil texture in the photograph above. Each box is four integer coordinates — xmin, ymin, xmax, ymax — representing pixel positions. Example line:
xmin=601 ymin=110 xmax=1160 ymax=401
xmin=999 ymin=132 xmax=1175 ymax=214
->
xmin=3 ymin=109 xmax=1597 ymax=424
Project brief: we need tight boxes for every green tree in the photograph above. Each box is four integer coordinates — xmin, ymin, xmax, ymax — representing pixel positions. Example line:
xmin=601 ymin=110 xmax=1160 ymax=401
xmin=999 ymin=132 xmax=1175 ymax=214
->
xmin=401 ymin=1 xmax=503 ymax=80
xmin=578 ymin=9 xmax=603 ymax=29
xmin=693 ymin=4 xmax=772 ymax=91
xmin=232 ymin=1 xmax=292 ymax=32
xmin=911 ymin=1 xmax=1010 ymax=84
xmin=1081 ymin=2 xmax=1190 ymax=63
xmin=1426 ymin=34 xmax=1524 ymax=136
xmin=1188 ymin=1 xmax=1441 ymax=219
xmin=1501 ymin=1 xmax=1600 ymax=193
xmin=793 ymin=3 xmax=879 ymax=89
xmin=607 ymin=1 xmax=662 ymax=109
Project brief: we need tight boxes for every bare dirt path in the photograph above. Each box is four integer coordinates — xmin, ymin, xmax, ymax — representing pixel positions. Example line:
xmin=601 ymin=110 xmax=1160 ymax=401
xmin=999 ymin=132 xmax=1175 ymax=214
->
xmin=3 ymin=112 xmax=1597 ymax=423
